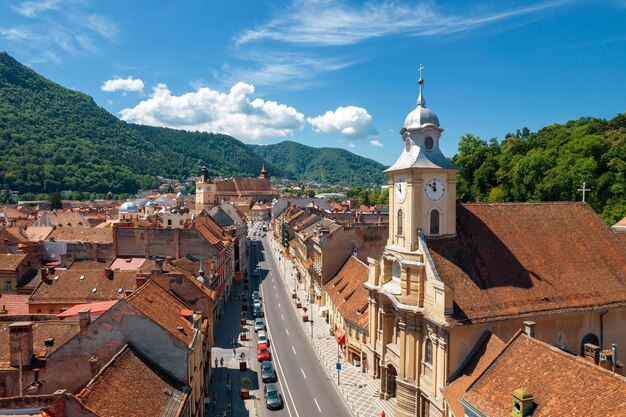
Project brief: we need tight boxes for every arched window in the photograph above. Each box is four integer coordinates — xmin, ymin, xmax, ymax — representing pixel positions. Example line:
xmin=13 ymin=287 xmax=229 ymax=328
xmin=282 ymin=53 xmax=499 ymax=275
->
xmin=424 ymin=338 xmax=433 ymax=365
xmin=580 ymin=333 xmax=600 ymax=355
xmin=429 ymin=209 xmax=440 ymax=235
xmin=397 ymin=209 xmax=403 ymax=236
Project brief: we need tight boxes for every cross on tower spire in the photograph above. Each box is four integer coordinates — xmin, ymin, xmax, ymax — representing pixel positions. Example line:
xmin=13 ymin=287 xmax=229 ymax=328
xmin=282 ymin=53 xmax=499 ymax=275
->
xmin=417 ymin=64 xmax=425 ymax=106
xmin=577 ymin=182 xmax=591 ymax=203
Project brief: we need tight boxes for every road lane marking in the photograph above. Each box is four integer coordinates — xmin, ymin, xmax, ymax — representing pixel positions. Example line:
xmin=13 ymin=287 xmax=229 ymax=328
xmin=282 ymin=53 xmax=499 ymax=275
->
xmin=292 ymin=346 xmax=296 ymax=354
xmin=281 ymin=315 xmax=284 ymax=320
xmin=262 ymin=289 xmax=300 ymax=417
xmin=286 ymin=329 xmax=289 ymax=335
xmin=301 ymin=368 xmax=307 ymax=379
xmin=278 ymin=303 xmax=281 ymax=308
xmin=314 ymin=398 xmax=321 ymax=412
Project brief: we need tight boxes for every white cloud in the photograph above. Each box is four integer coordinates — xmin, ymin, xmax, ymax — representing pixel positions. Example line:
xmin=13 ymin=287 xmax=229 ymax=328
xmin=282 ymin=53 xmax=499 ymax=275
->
xmin=101 ymin=77 xmax=145 ymax=93
xmin=119 ymin=82 xmax=306 ymax=142
xmin=13 ymin=0 xmax=62 ymax=17
xmin=370 ymin=140 xmax=384 ymax=147
xmin=237 ymin=0 xmax=574 ymax=47
xmin=307 ymin=106 xmax=377 ymax=138
xmin=348 ymin=143 xmax=356 ymax=148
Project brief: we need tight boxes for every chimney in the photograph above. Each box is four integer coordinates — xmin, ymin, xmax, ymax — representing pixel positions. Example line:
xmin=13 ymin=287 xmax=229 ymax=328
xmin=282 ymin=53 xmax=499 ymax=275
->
xmin=155 ymin=259 xmax=164 ymax=272
xmin=9 ymin=322 xmax=34 ymax=368
xmin=612 ymin=343 xmax=618 ymax=373
xmin=51 ymin=389 xmax=67 ymax=417
xmin=78 ymin=309 xmax=91 ymax=334
xmin=104 ymin=268 xmax=113 ymax=280
xmin=583 ymin=343 xmax=601 ymax=365
xmin=47 ymin=266 xmax=55 ymax=275
xmin=511 ymin=388 xmax=534 ymax=417
xmin=89 ymin=356 xmax=101 ymax=378
xmin=41 ymin=267 xmax=48 ymax=281
xmin=523 ymin=321 xmax=536 ymax=338
xmin=136 ymin=272 xmax=150 ymax=288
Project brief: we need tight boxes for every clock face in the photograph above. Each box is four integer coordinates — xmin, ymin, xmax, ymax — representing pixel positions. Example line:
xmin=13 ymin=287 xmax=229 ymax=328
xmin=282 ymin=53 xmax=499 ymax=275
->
xmin=424 ymin=177 xmax=445 ymax=202
xmin=395 ymin=176 xmax=407 ymax=203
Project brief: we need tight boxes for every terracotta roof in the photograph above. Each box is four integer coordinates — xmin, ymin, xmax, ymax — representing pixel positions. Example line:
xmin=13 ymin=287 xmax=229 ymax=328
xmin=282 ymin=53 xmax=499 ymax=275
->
xmin=48 ymin=227 xmax=112 ymax=243
xmin=215 ymin=180 xmax=237 ymax=193
xmin=77 ymin=344 xmax=187 ymax=417
xmin=0 ymin=321 xmax=80 ymax=368
xmin=109 ymin=257 xmax=146 ymax=271
xmin=443 ymin=331 xmax=506 ymax=417
xmin=462 ymin=332 xmax=626 ymax=417
xmin=24 ymin=226 xmax=53 ymax=241
xmin=193 ymin=215 xmax=231 ymax=252
xmin=1 ymin=206 xmax=28 ymax=220
xmin=324 ymin=256 xmax=369 ymax=328
xmin=56 ymin=300 xmax=119 ymax=318
xmin=29 ymin=262 xmax=137 ymax=304
xmin=426 ymin=203 xmax=626 ymax=325
xmin=1 ymin=226 xmax=29 ymax=243
xmin=0 ymin=294 xmax=30 ymax=315
xmin=40 ymin=210 xmax=91 ymax=228
xmin=233 ymin=177 xmax=271 ymax=193
xmin=125 ymin=280 xmax=196 ymax=346
xmin=0 ymin=253 xmax=27 ymax=271
xmin=612 ymin=215 xmax=626 ymax=230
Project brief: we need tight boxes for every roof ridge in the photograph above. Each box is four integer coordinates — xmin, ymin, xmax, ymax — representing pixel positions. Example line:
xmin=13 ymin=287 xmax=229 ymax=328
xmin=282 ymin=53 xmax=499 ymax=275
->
xmin=524 ymin=334 xmax=626 ymax=382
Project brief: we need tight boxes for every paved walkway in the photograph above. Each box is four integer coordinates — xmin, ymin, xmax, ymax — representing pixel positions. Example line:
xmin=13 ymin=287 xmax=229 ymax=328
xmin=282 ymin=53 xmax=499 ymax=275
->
xmin=209 ymin=282 xmax=260 ymax=417
xmin=267 ymin=236 xmax=393 ymax=417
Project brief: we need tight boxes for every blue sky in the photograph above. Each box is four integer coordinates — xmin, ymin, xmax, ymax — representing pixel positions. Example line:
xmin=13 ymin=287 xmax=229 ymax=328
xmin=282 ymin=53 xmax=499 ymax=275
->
xmin=1 ymin=0 xmax=625 ymax=166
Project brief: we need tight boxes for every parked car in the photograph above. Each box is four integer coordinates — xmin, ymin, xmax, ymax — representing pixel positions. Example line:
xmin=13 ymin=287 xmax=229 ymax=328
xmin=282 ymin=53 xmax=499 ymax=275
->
xmin=264 ymin=383 xmax=283 ymax=410
xmin=253 ymin=300 xmax=262 ymax=310
xmin=257 ymin=344 xmax=271 ymax=362
xmin=254 ymin=318 xmax=265 ymax=332
xmin=257 ymin=330 xmax=269 ymax=346
xmin=253 ymin=305 xmax=264 ymax=318
xmin=252 ymin=270 xmax=260 ymax=278
xmin=252 ymin=291 xmax=260 ymax=300
xmin=261 ymin=360 xmax=277 ymax=383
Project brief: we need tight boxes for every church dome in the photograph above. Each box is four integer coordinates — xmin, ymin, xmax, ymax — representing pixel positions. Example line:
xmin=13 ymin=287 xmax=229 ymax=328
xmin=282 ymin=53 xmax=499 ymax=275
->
xmin=403 ymin=73 xmax=440 ymax=130
xmin=176 ymin=191 xmax=184 ymax=199
xmin=119 ymin=201 xmax=140 ymax=214
xmin=145 ymin=201 xmax=156 ymax=208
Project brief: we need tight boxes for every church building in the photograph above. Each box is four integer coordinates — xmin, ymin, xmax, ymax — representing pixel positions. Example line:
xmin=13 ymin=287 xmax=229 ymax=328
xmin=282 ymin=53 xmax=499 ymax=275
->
xmin=195 ymin=164 xmax=277 ymax=210
xmin=364 ymin=71 xmax=626 ymax=417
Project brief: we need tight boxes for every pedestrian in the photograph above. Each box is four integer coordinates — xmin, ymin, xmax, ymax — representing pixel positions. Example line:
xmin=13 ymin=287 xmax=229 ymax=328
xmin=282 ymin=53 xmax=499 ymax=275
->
xmin=214 ymin=357 xmax=218 ymax=368
xmin=220 ymin=357 xmax=224 ymax=367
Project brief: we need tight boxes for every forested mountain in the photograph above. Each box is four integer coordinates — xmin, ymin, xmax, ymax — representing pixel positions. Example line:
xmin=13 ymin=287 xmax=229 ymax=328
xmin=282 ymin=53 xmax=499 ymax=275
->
xmin=453 ymin=115 xmax=626 ymax=224
xmin=0 ymin=52 xmax=379 ymax=194
xmin=249 ymin=141 xmax=386 ymax=186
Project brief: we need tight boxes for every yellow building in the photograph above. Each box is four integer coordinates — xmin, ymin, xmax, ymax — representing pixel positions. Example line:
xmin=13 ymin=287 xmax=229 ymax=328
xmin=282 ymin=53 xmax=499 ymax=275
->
xmin=364 ymin=73 xmax=626 ymax=417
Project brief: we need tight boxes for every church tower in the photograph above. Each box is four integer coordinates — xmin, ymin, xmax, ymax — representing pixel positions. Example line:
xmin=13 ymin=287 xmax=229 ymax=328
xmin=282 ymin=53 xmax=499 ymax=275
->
xmin=195 ymin=166 xmax=216 ymax=210
xmin=385 ymin=69 xmax=458 ymax=252
xmin=259 ymin=163 xmax=269 ymax=180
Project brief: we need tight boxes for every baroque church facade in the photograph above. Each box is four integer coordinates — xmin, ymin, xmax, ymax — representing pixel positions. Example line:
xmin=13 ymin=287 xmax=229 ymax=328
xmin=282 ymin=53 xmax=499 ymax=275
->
xmin=364 ymin=73 xmax=626 ymax=417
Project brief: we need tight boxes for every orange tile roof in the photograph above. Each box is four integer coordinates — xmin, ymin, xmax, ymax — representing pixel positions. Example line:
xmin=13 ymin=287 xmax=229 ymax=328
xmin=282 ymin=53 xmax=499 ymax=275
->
xmin=48 ymin=227 xmax=112 ymax=243
xmin=41 ymin=210 xmax=91 ymax=227
xmin=0 ymin=321 xmax=80 ymax=368
xmin=0 ymin=253 xmax=27 ymax=271
xmin=0 ymin=294 xmax=30 ymax=315
xmin=324 ymin=256 xmax=369 ymax=328
xmin=77 ymin=344 xmax=187 ymax=417
xmin=56 ymin=300 xmax=119 ymax=318
xmin=125 ymin=280 xmax=196 ymax=346
xmin=29 ymin=262 xmax=137 ymax=304
xmin=462 ymin=332 xmax=626 ymax=417
xmin=426 ymin=203 xmax=626 ymax=325
xmin=109 ymin=257 xmax=146 ymax=271
xmin=24 ymin=226 xmax=53 ymax=241
xmin=193 ymin=215 xmax=231 ymax=252
xmin=443 ymin=331 xmax=506 ymax=417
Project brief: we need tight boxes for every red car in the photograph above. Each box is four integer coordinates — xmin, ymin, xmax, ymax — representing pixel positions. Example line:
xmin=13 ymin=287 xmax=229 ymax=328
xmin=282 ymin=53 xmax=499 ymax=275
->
xmin=257 ymin=343 xmax=271 ymax=362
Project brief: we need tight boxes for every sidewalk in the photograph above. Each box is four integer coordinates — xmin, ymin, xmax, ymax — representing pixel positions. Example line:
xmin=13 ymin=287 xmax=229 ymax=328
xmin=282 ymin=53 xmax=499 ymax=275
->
xmin=267 ymin=236 xmax=392 ymax=417
xmin=209 ymin=282 xmax=260 ymax=417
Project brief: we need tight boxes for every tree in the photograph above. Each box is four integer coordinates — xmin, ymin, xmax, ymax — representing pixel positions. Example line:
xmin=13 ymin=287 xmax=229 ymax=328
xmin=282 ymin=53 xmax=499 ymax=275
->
xmin=49 ymin=191 xmax=63 ymax=209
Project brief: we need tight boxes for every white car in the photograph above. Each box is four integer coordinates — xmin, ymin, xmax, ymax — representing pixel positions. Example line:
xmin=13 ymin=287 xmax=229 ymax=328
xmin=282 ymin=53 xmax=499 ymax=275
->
xmin=257 ymin=330 xmax=269 ymax=346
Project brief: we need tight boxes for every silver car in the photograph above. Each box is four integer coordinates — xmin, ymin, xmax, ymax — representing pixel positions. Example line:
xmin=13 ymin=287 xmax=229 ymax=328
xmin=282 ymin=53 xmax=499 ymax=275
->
xmin=254 ymin=318 xmax=265 ymax=332
xmin=264 ymin=383 xmax=283 ymax=410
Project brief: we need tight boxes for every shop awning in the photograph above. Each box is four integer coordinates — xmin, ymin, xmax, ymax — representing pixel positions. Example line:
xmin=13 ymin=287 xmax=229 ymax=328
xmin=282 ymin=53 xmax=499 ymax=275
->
xmin=335 ymin=328 xmax=346 ymax=345
xmin=318 ymin=306 xmax=329 ymax=312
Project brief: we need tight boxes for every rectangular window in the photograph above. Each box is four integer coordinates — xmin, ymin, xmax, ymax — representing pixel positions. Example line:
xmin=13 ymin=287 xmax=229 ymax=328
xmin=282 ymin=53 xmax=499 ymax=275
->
xmin=5 ymin=280 xmax=12 ymax=291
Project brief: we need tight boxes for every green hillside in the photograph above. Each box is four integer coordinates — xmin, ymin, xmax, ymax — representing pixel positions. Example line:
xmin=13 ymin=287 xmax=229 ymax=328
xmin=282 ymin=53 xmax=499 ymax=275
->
xmin=0 ymin=52 xmax=384 ymax=194
xmin=250 ymin=141 xmax=387 ymax=186
xmin=453 ymin=115 xmax=626 ymax=224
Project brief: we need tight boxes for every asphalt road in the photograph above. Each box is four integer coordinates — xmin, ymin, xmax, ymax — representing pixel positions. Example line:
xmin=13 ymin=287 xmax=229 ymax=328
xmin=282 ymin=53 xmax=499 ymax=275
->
xmin=247 ymin=228 xmax=352 ymax=417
